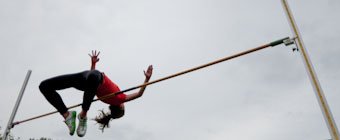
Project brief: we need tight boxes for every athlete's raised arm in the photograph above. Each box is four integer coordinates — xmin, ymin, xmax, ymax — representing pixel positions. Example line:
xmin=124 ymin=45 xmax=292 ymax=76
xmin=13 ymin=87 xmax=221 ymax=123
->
xmin=89 ymin=50 xmax=100 ymax=70
xmin=125 ymin=65 xmax=153 ymax=102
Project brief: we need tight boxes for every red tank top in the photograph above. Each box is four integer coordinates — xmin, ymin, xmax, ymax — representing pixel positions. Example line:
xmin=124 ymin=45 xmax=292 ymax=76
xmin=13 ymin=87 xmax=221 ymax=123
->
xmin=96 ymin=73 xmax=126 ymax=106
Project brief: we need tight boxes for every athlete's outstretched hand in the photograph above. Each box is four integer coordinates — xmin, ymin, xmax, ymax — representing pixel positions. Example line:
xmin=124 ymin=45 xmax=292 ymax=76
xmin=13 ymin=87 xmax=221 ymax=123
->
xmin=144 ymin=65 xmax=153 ymax=80
xmin=124 ymin=65 xmax=154 ymax=102
xmin=89 ymin=50 xmax=100 ymax=64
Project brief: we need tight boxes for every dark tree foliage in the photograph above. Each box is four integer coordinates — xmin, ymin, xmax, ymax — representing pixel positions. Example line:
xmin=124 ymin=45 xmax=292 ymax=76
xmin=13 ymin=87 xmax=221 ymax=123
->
xmin=1 ymin=126 xmax=53 ymax=140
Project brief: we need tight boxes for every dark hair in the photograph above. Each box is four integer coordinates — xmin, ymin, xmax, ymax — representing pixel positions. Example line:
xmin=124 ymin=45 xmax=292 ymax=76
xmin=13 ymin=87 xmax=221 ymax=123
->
xmin=94 ymin=105 xmax=125 ymax=132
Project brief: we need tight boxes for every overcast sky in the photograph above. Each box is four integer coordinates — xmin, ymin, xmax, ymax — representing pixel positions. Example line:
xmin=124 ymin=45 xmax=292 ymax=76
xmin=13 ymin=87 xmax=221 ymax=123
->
xmin=1 ymin=0 xmax=340 ymax=140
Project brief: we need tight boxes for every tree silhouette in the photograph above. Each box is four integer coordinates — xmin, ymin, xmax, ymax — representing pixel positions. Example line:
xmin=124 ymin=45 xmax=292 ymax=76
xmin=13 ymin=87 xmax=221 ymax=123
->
xmin=1 ymin=126 xmax=53 ymax=140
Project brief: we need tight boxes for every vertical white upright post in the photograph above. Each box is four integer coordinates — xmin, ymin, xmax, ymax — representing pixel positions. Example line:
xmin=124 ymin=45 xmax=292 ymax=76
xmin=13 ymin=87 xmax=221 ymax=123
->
xmin=281 ymin=0 xmax=339 ymax=140
xmin=2 ymin=70 xmax=32 ymax=140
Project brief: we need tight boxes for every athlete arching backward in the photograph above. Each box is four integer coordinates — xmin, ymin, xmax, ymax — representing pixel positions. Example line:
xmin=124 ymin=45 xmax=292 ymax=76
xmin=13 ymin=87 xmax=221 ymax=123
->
xmin=39 ymin=50 xmax=153 ymax=137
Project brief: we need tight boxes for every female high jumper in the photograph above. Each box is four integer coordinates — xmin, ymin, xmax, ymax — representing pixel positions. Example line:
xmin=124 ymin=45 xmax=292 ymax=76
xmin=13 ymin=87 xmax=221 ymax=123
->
xmin=39 ymin=50 xmax=153 ymax=137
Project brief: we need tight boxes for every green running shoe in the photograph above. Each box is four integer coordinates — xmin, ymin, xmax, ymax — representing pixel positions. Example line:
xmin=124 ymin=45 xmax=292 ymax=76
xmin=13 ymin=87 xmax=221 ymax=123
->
xmin=64 ymin=111 xmax=76 ymax=135
xmin=77 ymin=114 xmax=87 ymax=137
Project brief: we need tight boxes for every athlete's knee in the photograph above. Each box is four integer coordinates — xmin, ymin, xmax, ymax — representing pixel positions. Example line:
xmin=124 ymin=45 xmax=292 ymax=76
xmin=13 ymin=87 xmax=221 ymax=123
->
xmin=39 ymin=80 xmax=50 ymax=94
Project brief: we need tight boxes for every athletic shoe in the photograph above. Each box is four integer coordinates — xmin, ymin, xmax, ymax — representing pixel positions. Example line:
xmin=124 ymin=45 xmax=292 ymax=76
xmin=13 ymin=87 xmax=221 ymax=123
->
xmin=64 ymin=111 xmax=77 ymax=135
xmin=77 ymin=114 xmax=87 ymax=137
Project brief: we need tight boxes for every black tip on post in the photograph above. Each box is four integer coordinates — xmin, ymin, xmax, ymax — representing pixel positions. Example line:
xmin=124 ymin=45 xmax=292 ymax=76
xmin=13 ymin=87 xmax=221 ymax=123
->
xmin=11 ymin=122 xmax=19 ymax=128
xmin=269 ymin=37 xmax=290 ymax=47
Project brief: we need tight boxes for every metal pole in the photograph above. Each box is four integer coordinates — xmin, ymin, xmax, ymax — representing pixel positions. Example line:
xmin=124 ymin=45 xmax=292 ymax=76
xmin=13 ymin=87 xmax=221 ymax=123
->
xmin=281 ymin=0 xmax=340 ymax=139
xmin=2 ymin=70 xmax=32 ymax=140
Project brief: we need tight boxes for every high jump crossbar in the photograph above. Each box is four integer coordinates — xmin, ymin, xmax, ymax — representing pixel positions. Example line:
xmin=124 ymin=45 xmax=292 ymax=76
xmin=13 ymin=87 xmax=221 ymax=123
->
xmin=12 ymin=37 xmax=293 ymax=127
